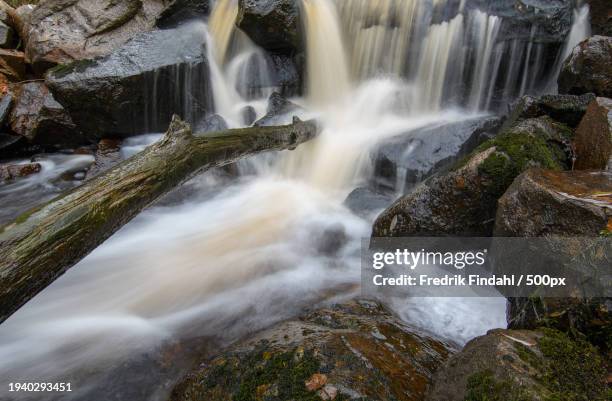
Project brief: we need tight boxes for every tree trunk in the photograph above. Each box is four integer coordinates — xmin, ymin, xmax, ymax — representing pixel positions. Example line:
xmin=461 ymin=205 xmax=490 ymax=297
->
xmin=0 ymin=116 xmax=319 ymax=323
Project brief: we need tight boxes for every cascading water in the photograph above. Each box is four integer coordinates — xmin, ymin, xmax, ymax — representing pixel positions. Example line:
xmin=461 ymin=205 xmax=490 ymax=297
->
xmin=0 ymin=0 xmax=590 ymax=400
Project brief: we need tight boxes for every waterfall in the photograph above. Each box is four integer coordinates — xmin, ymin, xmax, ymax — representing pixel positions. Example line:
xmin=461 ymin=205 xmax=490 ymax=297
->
xmin=302 ymin=0 xmax=352 ymax=106
xmin=208 ymin=0 xmax=239 ymax=65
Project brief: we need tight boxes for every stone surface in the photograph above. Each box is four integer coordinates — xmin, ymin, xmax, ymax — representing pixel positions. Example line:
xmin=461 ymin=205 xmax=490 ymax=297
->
xmin=344 ymin=187 xmax=394 ymax=219
xmin=237 ymin=0 xmax=302 ymax=54
xmin=427 ymin=328 xmax=610 ymax=401
xmin=573 ymin=97 xmax=612 ymax=170
xmin=558 ymin=36 xmax=612 ymax=98
xmin=0 ymin=162 xmax=41 ymax=181
xmin=0 ymin=49 xmax=25 ymax=82
xmin=9 ymin=82 xmax=82 ymax=147
xmin=46 ymin=23 xmax=212 ymax=138
xmin=0 ymin=21 xmax=14 ymax=49
xmin=254 ymin=91 xmax=301 ymax=127
xmin=170 ymin=300 xmax=454 ymax=401
xmin=506 ymin=93 xmax=596 ymax=128
xmin=495 ymin=169 xmax=612 ymax=237
xmin=586 ymin=0 xmax=612 ymax=36
xmin=85 ymin=138 xmax=122 ymax=179
xmin=0 ymin=92 xmax=13 ymax=127
xmin=194 ymin=113 xmax=228 ymax=133
xmin=157 ymin=0 xmax=210 ymax=27
xmin=372 ymin=117 xmax=574 ymax=237
xmin=25 ymin=0 xmax=173 ymax=72
xmin=372 ymin=116 xmax=501 ymax=192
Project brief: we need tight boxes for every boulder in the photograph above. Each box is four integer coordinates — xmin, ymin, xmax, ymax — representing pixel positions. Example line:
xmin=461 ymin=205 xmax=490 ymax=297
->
xmin=157 ymin=0 xmax=210 ymax=27
xmin=372 ymin=116 xmax=502 ymax=192
xmin=0 ymin=20 xmax=13 ymax=49
xmin=170 ymin=300 xmax=454 ymax=401
xmin=254 ymin=91 xmax=301 ymax=127
xmin=0 ymin=48 xmax=26 ymax=82
xmin=585 ymin=0 xmax=612 ymax=36
xmin=372 ymin=117 xmax=574 ymax=237
xmin=46 ymin=23 xmax=212 ymax=138
xmin=506 ymin=93 xmax=596 ymax=128
xmin=0 ymin=161 xmax=41 ymax=181
xmin=558 ymin=36 xmax=612 ymax=98
xmin=236 ymin=0 xmax=302 ymax=54
xmin=427 ymin=328 xmax=609 ymax=401
xmin=495 ymin=169 xmax=612 ymax=237
xmin=194 ymin=113 xmax=228 ymax=133
xmin=344 ymin=187 xmax=394 ymax=219
xmin=25 ymin=0 xmax=173 ymax=72
xmin=85 ymin=138 xmax=122 ymax=179
xmin=9 ymin=82 xmax=83 ymax=147
xmin=573 ymin=97 xmax=612 ymax=170
xmin=240 ymin=105 xmax=256 ymax=126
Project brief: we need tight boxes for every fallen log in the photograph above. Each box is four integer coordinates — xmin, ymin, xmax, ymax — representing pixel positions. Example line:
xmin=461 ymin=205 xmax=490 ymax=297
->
xmin=0 ymin=116 xmax=319 ymax=323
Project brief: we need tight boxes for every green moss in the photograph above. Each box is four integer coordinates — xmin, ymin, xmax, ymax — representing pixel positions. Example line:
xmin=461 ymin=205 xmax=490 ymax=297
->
xmin=537 ymin=328 xmax=609 ymax=401
xmin=515 ymin=343 xmax=543 ymax=373
xmin=464 ymin=370 xmax=531 ymax=401
xmin=49 ymin=59 xmax=98 ymax=79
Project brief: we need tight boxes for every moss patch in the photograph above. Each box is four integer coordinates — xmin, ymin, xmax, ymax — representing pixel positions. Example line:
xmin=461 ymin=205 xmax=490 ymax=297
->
xmin=49 ymin=59 xmax=98 ymax=79
xmin=464 ymin=370 xmax=531 ymax=401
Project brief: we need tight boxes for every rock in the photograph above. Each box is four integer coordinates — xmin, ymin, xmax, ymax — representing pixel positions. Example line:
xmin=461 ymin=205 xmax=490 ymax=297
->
xmin=238 ymin=53 xmax=303 ymax=98
xmin=86 ymin=138 xmax=122 ymax=179
xmin=0 ymin=132 xmax=25 ymax=158
xmin=585 ymin=0 xmax=612 ymax=36
xmin=9 ymin=82 xmax=82 ymax=147
xmin=237 ymin=0 xmax=302 ymax=54
xmin=268 ymin=53 xmax=302 ymax=97
xmin=0 ymin=49 xmax=26 ymax=82
xmin=46 ymin=23 xmax=212 ymax=139
xmin=506 ymin=93 xmax=596 ymax=128
xmin=494 ymin=169 xmax=611 ymax=345
xmin=25 ymin=0 xmax=174 ymax=73
xmin=157 ymin=0 xmax=210 ymax=28
xmin=195 ymin=113 xmax=227 ymax=133
xmin=170 ymin=300 xmax=454 ymax=401
xmin=372 ymin=117 xmax=574 ymax=237
xmin=254 ymin=91 xmax=301 ymax=127
xmin=0 ymin=93 xmax=13 ymax=127
xmin=0 ymin=162 xmax=41 ymax=181
xmin=495 ymin=169 xmax=612 ymax=237
xmin=316 ymin=223 xmax=349 ymax=256
xmin=240 ymin=105 xmax=256 ymax=126
xmin=558 ymin=36 xmax=612 ymax=98
xmin=573 ymin=97 xmax=612 ymax=170
xmin=372 ymin=116 xmax=502 ymax=192
xmin=427 ymin=328 xmax=609 ymax=401
xmin=344 ymin=187 xmax=394 ymax=219
xmin=0 ymin=21 xmax=14 ymax=49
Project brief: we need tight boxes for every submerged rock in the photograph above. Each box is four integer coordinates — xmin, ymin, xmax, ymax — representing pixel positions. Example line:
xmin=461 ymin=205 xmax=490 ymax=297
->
xmin=372 ymin=117 xmax=574 ymax=237
xmin=9 ymin=82 xmax=82 ymax=147
xmin=254 ymin=92 xmax=301 ymax=127
xmin=344 ymin=187 xmax=394 ymax=219
xmin=427 ymin=328 xmax=610 ymax=401
xmin=573 ymin=97 xmax=612 ymax=170
xmin=558 ymin=36 xmax=612 ymax=98
xmin=0 ymin=162 xmax=41 ymax=181
xmin=372 ymin=116 xmax=502 ymax=192
xmin=170 ymin=300 xmax=454 ymax=401
xmin=46 ymin=23 xmax=212 ymax=138
xmin=195 ymin=113 xmax=228 ymax=133
xmin=25 ymin=0 xmax=173 ymax=72
xmin=237 ymin=0 xmax=302 ymax=54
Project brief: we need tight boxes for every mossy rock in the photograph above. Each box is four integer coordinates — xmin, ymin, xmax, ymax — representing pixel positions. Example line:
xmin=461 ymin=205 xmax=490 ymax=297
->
xmin=170 ymin=300 xmax=455 ymax=401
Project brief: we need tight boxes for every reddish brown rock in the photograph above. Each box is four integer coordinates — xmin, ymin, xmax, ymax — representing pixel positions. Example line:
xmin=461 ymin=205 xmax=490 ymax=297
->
xmin=0 ymin=162 xmax=41 ymax=181
xmin=574 ymin=97 xmax=612 ymax=170
xmin=0 ymin=48 xmax=25 ymax=82
xmin=558 ymin=36 xmax=612 ymax=98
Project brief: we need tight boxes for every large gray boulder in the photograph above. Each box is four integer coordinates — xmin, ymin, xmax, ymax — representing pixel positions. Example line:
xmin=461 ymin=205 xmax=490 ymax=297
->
xmin=46 ymin=23 xmax=213 ymax=139
xmin=558 ymin=36 xmax=612 ymax=98
xmin=25 ymin=0 xmax=174 ymax=72
xmin=237 ymin=0 xmax=302 ymax=54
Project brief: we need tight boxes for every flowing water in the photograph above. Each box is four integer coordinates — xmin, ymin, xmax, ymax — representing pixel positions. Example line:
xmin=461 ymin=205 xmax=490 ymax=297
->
xmin=0 ymin=1 xmax=591 ymax=400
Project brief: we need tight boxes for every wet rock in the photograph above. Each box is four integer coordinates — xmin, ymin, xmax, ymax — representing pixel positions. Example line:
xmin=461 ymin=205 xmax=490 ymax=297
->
xmin=170 ymin=300 xmax=454 ymax=401
xmin=558 ymin=36 xmax=612 ymax=98
xmin=254 ymin=91 xmax=301 ymax=127
xmin=0 ymin=162 xmax=41 ymax=181
xmin=506 ymin=93 xmax=596 ymax=128
xmin=46 ymin=23 xmax=212 ymax=139
xmin=495 ymin=169 xmax=612 ymax=237
xmin=9 ymin=82 xmax=82 ymax=147
xmin=0 ymin=21 xmax=14 ymax=49
xmin=86 ymin=138 xmax=122 ymax=179
xmin=427 ymin=328 xmax=609 ymax=401
xmin=0 ymin=93 xmax=13 ymax=127
xmin=372 ymin=117 xmax=574 ymax=237
xmin=195 ymin=114 xmax=228 ymax=134
xmin=372 ymin=116 xmax=502 ymax=192
xmin=573 ymin=97 xmax=612 ymax=170
xmin=344 ymin=187 xmax=394 ymax=219
xmin=240 ymin=105 xmax=256 ymax=126
xmin=25 ymin=0 xmax=174 ymax=73
xmin=585 ymin=0 xmax=612 ymax=36
xmin=237 ymin=0 xmax=302 ymax=54
xmin=0 ymin=49 xmax=25 ymax=82
xmin=268 ymin=53 xmax=303 ymax=97
xmin=316 ymin=223 xmax=349 ymax=256
xmin=157 ymin=0 xmax=210 ymax=28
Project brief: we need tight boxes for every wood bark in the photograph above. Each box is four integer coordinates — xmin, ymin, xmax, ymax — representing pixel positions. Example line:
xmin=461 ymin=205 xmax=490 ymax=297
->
xmin=0 ymin=116 xmax=319 ymax=323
